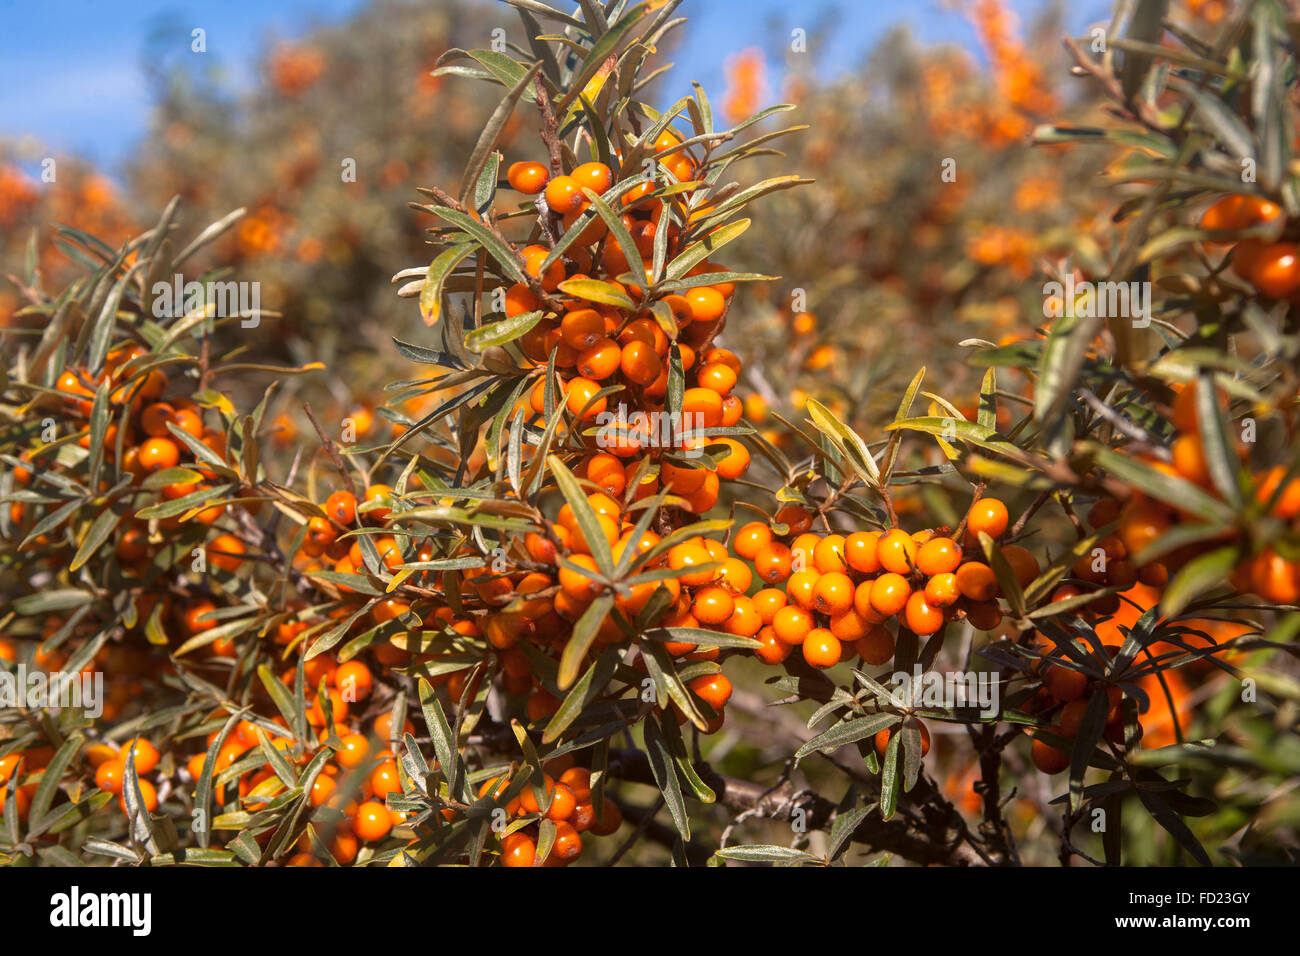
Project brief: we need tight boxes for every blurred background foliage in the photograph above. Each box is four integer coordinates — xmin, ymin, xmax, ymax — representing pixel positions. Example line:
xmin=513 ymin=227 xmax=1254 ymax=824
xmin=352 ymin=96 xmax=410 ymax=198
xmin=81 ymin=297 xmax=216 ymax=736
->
xmin=3 ymin=0 xmax=1109 ymax=445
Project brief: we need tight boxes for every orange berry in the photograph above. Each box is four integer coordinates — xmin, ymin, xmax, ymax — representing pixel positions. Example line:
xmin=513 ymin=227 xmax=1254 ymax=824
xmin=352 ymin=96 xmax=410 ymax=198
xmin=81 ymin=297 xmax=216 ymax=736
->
xmin=551 ymin=820 xmax=583 ymax=862
xmin=140 ymin=402 xmax=176 ymax=437
xmin=723 ymin=595 xmax=763 ymax=637
xmin=875 ymin=721 xmax=930 ymax=758
xmin=1059 ymin=700 xmax=1090 ymax=738
xmin=335 ymin=660 xmax=373 ymax=702
xmin=827 ymin=606 xmax=872 ymax=643
xmin=692 ymin=586 xmax=735 ymax=625
xmin=208 ymin=533 xmax=247 ymax=573
xmin=547 ymin=783 xmax=578 ymax=821
xmin=1031 ymin=731 xmax=1070 ymax=774
xmin=172 ymin=407 xmax=203 ymax=439
xmin=668 ymin=539 xmax=717 ymax=587
xmin=138 ymin=437 xmax=180 ymax=472
xmin=733 ymin=521 xmax=773 ymax=560
xmin=1171 ymin=434 xmax=1211 ymax=485
xmin=786 ymin=569 xmax=820 ymax=610
xmin=571 ymin=161 xmax=612 ymax=195
xmin=697 ymin=362 xmax=737 ymax=395
xmin=335 ymin=733 xmax=371 ymax=769
xmin=306 ymin=516 xmax=337 ymax=551
xmin=812 ymin=534 xmax=848 ymax=574
xmin=1257 ymin=465 xmax=1300 ymax=519
xmin=369 ymin=760 xmax=403 ymax=799
xmin=684 ymin=286 xmax=726 ymax=323
xmin=965 ymin=498 xmax=1009 ymax=542
xmin=121 ymin=738 xmax=160 ymax=774
xmin=309 ymin=774 xmax=337 ymax=807
xmin=544 ymin=175 xmax=585 ymax=215
xmin=507 ymin=160 xmax=549 ymax=194
xmin=753 ymin=542 xmax=793 ymax=584
xmin=801 ymin=628 xmax=842 ymax=669
xmin=565 ymin=376 xmax=607 ymax=420
xmin=876 ymin=529 xmax=918 ymax=575
xmin=904 ymin=591 xmax=944 ymax=636
xmin=555 ymin=553 xmax=599 ymax=603
xmin=325 ymin=490 xmax=357 ymax=525
xmin=812 ymin=571 xmax=855 ymax=616
xmin=1245 ymin=242 xmax=1300 ymax=298
xmin=868 ymin=573 xmax=911 ymax=617
xmin=702 ymin=347 xmax=740 ymax=371
xmin=712 ymin=437 xmax=750 ymax=480
xmin=855 ymin=624 xmax=895 ymax=665
xmin=916 ymin=537 xmax=961 ymax=576
xmin=681 ymin=387 xmax=724 ymax=428
xmin=506 ymin=283 xmax=541 ymax=318
xmin=716 ymin=557 xmax=753 ymax=593
xmin=772 ymin=605 xmax=813 ymax=645
xmin=752 ymin=587 xmax=788 ymax=624
xmin=775 ymin=504 xmax=813 ymax=536
xmin=619 ymin=340 xmax=662 ymax=385
xmin=95 ymin=760 xmax=126 ymax=794
xmin=924 ymin=572 xmax=960 ymax=607
xmin=1199 ymin=194 xmax=1281 ymax=237
xmin=844 ymin=531 xmax=883 ymax=573
xmin=501 ymin=830 xmax=537 ymax=867
xmin=363 ymin=484 xmax=394 ymax=523
xmin=690 ymin=673 xmax=733 ymax=711
xmin=965 ymin=601 xmax=1002 ymax=631
xmin=182 ymin=599 xmax=218 ymax=635
xmin=720 ymin=394 xmax=742 ymax=426
xmin=754 ymin=625 xmax=792 ymax=664
xmin=1250 ymin=549 xmax=1300 ymax=604
xmin=1001 ymin=545 xmax=1041 ymax=588
xmin=577 ymin=338 xmax=621 ymax=380
xmin=118 ymin=778 xmax=158 ymax=816
xmin=955 ymin=561 xmax=998 ymax=602
xmin=589 ymin=799 xmax=623 ymax=836
xmin=354 ymin=800 xmax=393 ymax=841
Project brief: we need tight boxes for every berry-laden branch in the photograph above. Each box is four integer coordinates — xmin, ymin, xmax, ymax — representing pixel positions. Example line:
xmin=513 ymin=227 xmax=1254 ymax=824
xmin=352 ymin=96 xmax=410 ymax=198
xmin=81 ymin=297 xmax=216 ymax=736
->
xmin=605 ymin=748 xmax=985 ymax=866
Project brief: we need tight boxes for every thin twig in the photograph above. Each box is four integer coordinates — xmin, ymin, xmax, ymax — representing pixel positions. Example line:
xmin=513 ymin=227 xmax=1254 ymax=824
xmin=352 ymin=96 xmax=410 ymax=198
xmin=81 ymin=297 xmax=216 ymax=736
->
xmin=303 ymin=402 xmax=361 ymax=503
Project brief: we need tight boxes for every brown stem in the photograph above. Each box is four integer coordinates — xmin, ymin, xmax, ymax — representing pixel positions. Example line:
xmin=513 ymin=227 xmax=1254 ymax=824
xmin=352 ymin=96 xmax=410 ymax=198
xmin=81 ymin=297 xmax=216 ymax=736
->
xmin=605 ymin=747 xmax=986 ymax=865
xmin=303 ymin=402 xmax=361 ymax=504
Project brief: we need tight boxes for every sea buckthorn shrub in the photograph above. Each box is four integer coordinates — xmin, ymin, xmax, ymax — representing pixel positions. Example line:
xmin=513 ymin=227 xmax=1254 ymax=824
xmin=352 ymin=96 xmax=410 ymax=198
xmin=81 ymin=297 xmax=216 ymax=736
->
xmin=1 ymin=0 xmax=1298 ymax=869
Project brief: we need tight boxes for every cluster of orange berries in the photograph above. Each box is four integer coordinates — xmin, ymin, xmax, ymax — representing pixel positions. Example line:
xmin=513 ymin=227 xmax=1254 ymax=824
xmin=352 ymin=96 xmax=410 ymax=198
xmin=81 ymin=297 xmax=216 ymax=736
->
xmin=480 ymin=762 xmax=622 ymax=867
xmin=683 ymin=499 xmax=1039 ymax=673
xmin=11 ymin=348 xmax=218 ymax=531
xmin=79 ymin=663 xmax=422 ymax=864
xmin=1057 ymin=497 xmax=1166 ymax=616
xmin=1025 ymin=675 xmax=1125 ymax=776
xmin=1199 ymin=194 xmax=1300 ymax=300
xmin=0 ymin=622 xmax=160 ymax=728
xmin=500 ymin=132 xmax=746 ymax=509
xmin=0 ymin=744 xmax=54 ymax=823
xmin=51 ymin=347 xmax=226 ymax=484
xmin=480 ymin=487 xmax=737 ymax=729
xmin=11 ymin=348 xmax=275 ymax=663
xmin=1115 ymin=383 xmax=1300 ymax=605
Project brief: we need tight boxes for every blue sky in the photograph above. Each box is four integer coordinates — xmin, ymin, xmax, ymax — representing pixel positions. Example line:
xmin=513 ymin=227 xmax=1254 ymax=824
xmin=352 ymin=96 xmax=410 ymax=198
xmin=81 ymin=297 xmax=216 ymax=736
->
xmin=0 ymin=0 xmax=1107 ymax=176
